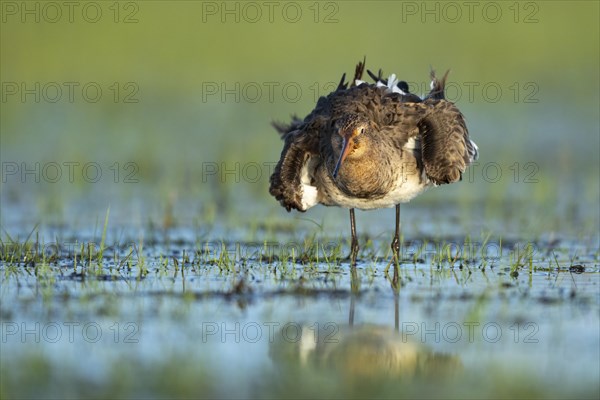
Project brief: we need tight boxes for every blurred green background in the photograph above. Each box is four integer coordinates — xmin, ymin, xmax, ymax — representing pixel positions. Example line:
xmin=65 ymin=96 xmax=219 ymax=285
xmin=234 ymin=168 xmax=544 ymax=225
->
xmin=1 ymin=0 xmax=599 ymax=237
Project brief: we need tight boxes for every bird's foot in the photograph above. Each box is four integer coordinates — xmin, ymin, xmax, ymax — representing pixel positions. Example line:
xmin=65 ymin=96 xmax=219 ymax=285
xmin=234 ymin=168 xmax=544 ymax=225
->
xmin=391 ymin=236 xmax=400 ymax=263
xmin=390 ymin=236 xmax=401 ymax=287
xmin=351 ymin=237 xmax=359 ymax=255
xmin=383 ymin=259 xmax=402 ymax=291
xmin=345 ymin=238 xmax=359 ymax=266
xmin=391 ymin=237 xmax=400 ymax=253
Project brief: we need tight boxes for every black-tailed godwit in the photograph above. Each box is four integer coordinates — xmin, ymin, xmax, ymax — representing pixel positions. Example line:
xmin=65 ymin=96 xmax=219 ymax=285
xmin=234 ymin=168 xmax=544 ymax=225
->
xmin=269 ymin=60 xmax=478 ymax=268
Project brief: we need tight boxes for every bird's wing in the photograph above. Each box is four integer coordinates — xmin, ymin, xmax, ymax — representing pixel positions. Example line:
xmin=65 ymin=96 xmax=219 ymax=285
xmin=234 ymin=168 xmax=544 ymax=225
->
xmin=269 ymin=122 xmax=322 ymax=212
xmin=360 ymin=92 xmax=426 ymax=149
xmin=269 ymin=83 xmax=338 ymax=212
xmin=417 ymin=69 xmax=477 ymax=183
xmin=375 ymin=90 xmax=475 ymax=185
xmin=418 ymin=99 xmax=476 ymax=184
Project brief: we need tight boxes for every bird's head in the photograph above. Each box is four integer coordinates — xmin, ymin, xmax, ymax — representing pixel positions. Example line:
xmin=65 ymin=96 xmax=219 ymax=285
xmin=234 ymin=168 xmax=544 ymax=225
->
xmin=332 ymin=114 xmax=369 ymax=179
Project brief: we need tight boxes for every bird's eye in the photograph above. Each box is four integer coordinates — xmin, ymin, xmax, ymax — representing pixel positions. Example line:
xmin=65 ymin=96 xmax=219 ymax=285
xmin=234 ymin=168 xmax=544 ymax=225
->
xmin=359 ymin=128 xmax=365 ymax=134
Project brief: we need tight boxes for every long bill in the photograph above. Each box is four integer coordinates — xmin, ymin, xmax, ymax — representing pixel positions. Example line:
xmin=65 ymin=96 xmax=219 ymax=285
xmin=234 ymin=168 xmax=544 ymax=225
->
xmin=332 ymin=136 xmax=353 ymax=179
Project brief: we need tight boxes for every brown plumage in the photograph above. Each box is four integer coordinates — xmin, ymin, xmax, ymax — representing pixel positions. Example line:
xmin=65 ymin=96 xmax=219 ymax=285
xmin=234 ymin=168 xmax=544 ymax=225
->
xmin=269 ymin=60 xmax=478 ymax=268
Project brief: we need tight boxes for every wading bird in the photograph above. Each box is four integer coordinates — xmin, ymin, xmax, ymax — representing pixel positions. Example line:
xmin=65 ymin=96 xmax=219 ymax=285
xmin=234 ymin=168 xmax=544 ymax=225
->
xmin=269 ymin=60 xmax=478 ymax=268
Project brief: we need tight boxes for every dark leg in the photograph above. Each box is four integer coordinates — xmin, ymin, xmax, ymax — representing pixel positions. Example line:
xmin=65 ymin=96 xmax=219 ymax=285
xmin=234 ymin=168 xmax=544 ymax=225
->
xmin=391 ymin=205 xmax=401 ymax=285
xmin=349 ymin=208 xmax=359 ymax=265
xmin=394 ymin=292 xmax=399 ymax=332
xmin=391 ymin=205 xmax=401 ymax=259
xmin=349 ymin=294 xmax=356 ymax=327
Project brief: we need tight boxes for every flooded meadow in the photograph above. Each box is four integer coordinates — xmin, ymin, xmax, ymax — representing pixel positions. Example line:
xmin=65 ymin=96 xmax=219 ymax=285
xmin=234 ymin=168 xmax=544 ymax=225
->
xmin=2 ymin=1 xmax=599 ymax=398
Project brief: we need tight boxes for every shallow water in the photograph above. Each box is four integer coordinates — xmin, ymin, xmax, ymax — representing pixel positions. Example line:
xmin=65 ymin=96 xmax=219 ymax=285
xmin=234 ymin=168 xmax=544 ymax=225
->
xmin=1 ymin=221 xmax=598 ymax=399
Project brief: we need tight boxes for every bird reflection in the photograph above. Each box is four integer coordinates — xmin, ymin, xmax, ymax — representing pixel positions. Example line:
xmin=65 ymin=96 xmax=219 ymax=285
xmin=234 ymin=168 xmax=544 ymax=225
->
xmin=269 ymin=294 xmax=461 ymax=380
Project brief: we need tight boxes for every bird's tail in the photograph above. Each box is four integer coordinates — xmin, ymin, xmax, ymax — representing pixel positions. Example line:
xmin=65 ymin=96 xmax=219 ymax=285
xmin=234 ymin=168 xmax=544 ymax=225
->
xmin=426 ymin=69 xmax=450 ymax=100
xmin=339 ymin=57 xmax=367 ymax=90
xmin=351 ymin=56 xmax=366 ymax=87
xmin=367 ymin=68 xmax=385 ymax=84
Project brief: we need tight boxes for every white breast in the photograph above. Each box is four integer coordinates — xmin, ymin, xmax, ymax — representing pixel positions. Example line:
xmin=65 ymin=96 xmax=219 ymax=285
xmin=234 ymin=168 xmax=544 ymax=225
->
xmin=330 ymin=178 xmax=430 ymax=210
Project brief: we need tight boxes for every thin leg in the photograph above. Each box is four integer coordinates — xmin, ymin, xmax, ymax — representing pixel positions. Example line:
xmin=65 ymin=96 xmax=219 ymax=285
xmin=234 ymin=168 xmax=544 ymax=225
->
xmin=349 ymin=208 xmax=359 ymax=265
xmin=349 ymin=295 xmax=356 ymax=327
xmin=391 ymin=204 xmax=401 ymax=285
xmin=394 ymin=292 xmax=399 ymax=332
xmin=391 ymin=205 xmax=401 ymax=258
